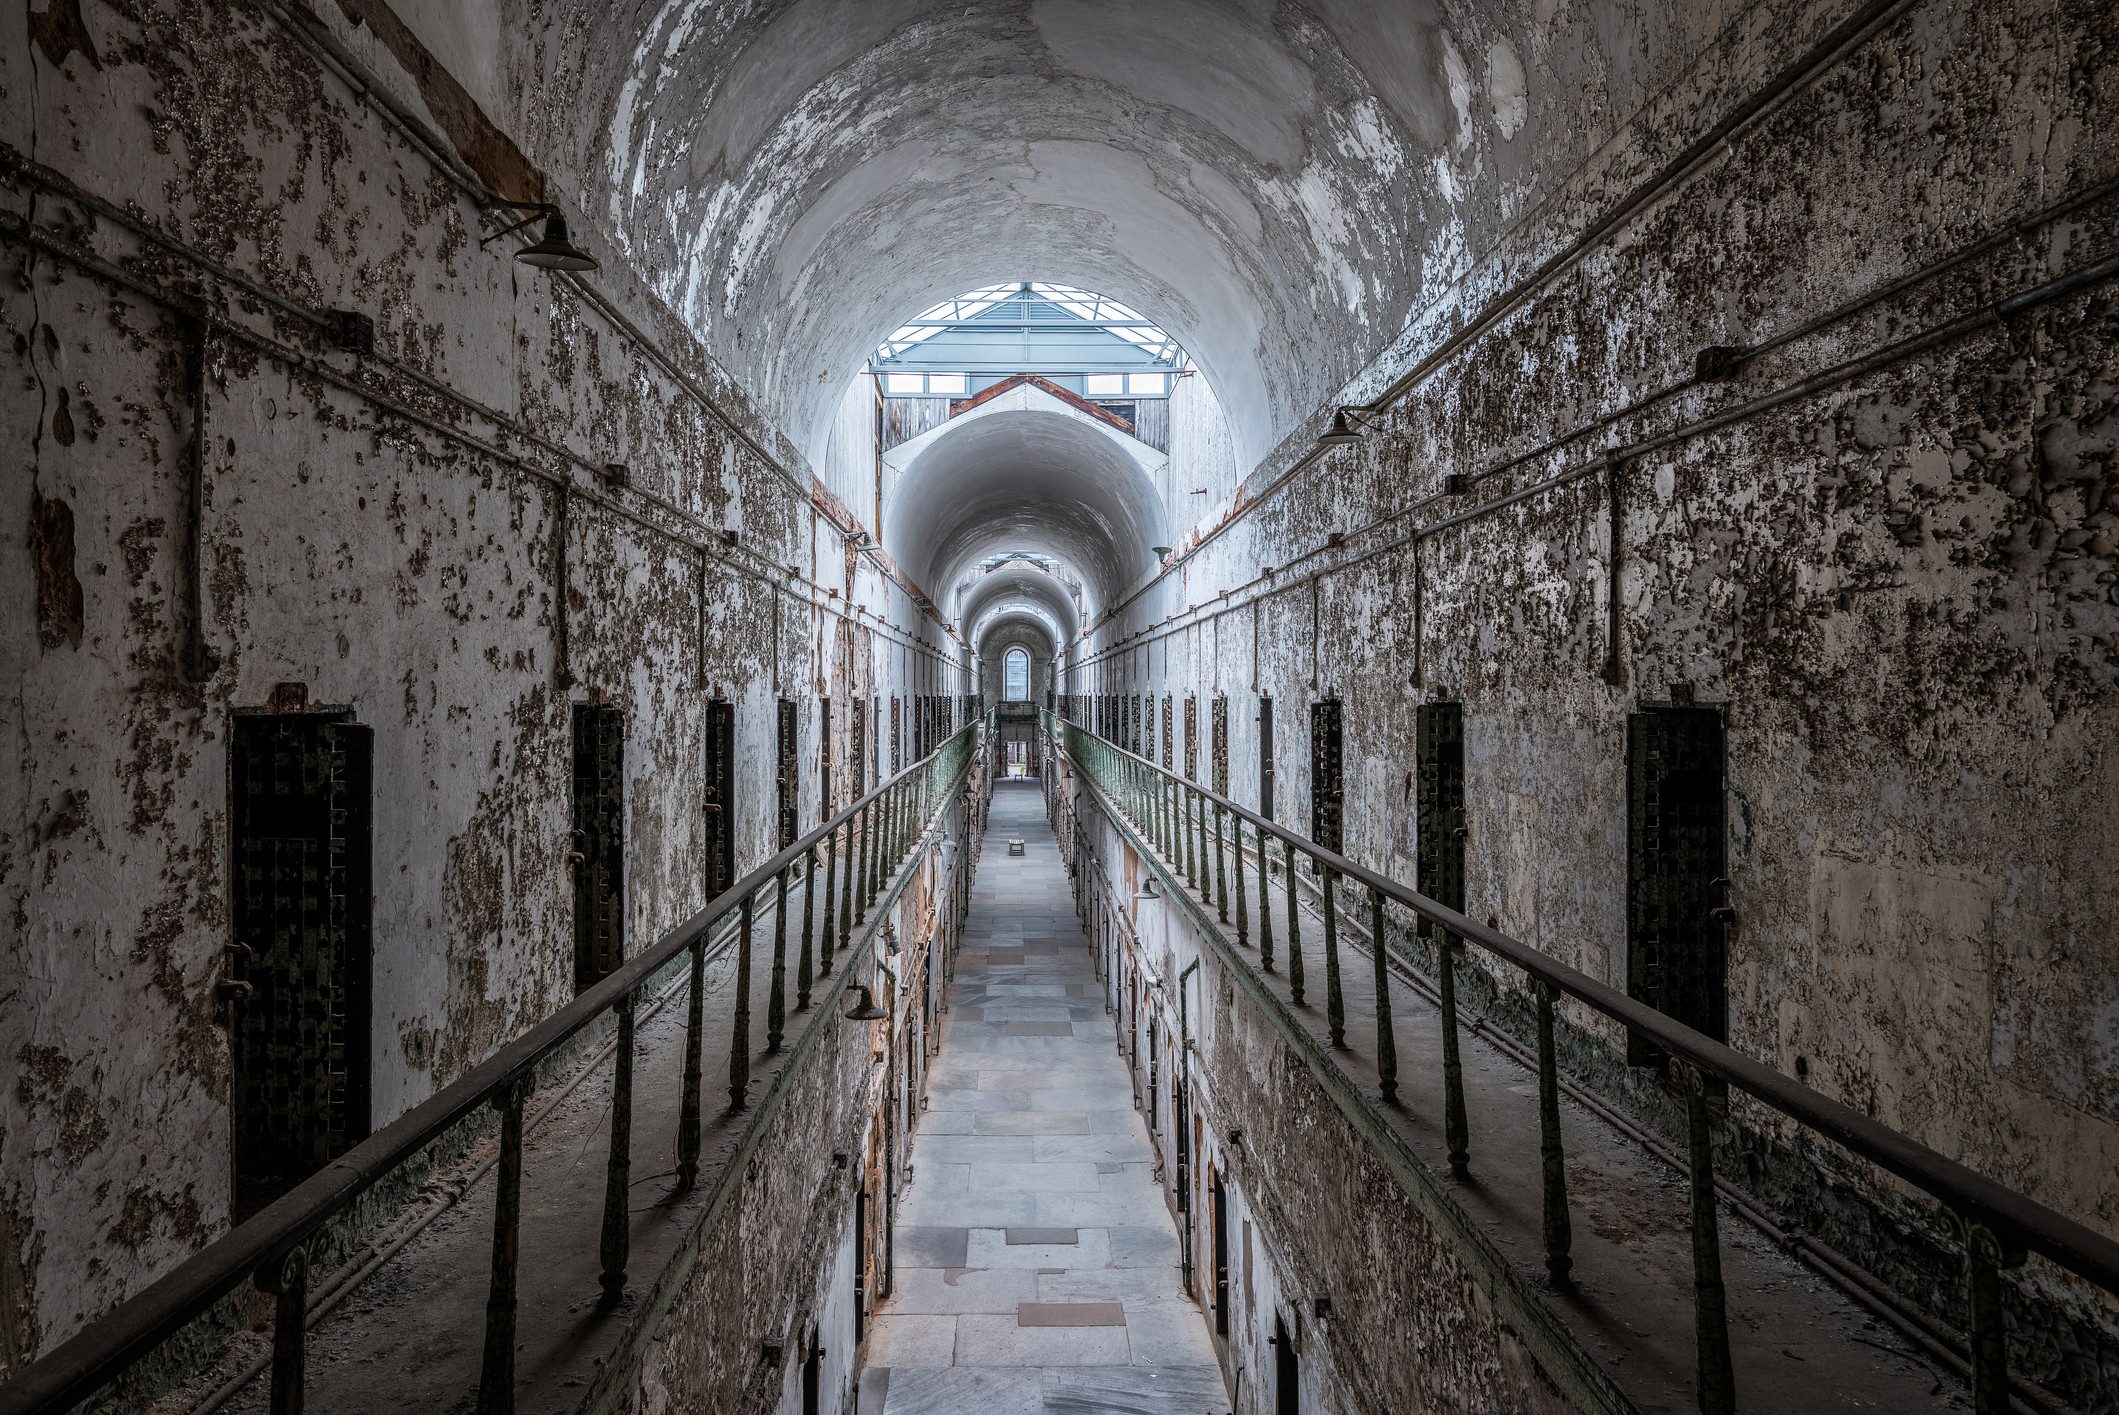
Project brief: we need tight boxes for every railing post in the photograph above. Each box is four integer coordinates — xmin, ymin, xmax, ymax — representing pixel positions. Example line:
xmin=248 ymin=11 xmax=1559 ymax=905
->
xmin=768 ymin=866 xmax=789 ymax=1052
xmin=676 ymin=935 xmax=704 ymax=1191
xmin=1184 ymin=786 xmax=1198 ymax=891
xmin=478 ymin=1074 xmax=534 ymax=1415
xmin=1255 ymin=823 xmax=1272 ymax=970
xmin=820 ymin=827 xmax=839 ymax=975
xmin=1284 ymin=843 xmax=1304 ymax=1006
xmin=1213 ymin=802 xmax=1229 ymax=923
xmin=255 ymin=1246 xmax=308 ymax=1415
xmin=1960 ymin=1217 xmax=2025 ymax=1414
xmin=1322 ymin=865 xmax=1343 ymax=1046
xmin=1535 ymin=980 xmax=1573 ymax=1286
xmin=1438 ymin=934 xmax=1469 ymax=1178
xmin=728 ymin=894 xmax=754 ymax=1111
xmin=798 ymin=846 xmax=817 ymax=1010
xmin=838 ymin=812 xmax=856 ymax=951
xmin=1370 ymin=888 xmax=1396 ymax=1104
xmin=598 ymin=988 xmax=635 ymax=1308
xmin=855 ymin=802 xmax=872 ymax=923
xmin=1675 ymin=1058 xmax=1735 ymax=1415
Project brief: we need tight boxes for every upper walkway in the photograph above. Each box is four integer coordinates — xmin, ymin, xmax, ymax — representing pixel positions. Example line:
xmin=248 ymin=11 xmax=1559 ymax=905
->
xmin=859 ymin=781 xmax=1226 ymax=1414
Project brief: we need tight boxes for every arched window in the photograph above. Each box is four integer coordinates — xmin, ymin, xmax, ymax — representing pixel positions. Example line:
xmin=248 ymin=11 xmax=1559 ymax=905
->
xmin=1003 ymin=648 xmax=1030 ymax=702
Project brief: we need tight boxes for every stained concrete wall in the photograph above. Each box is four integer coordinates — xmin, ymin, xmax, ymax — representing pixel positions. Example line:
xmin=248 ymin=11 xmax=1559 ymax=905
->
xmin=1072 ymin=0 xmax=2119 ymax=1399
xmin=0 ymin=0 xmax=965 ymax=1382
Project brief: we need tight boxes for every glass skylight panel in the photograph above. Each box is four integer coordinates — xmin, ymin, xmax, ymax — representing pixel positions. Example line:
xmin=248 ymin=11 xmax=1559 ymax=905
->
xmin=884 ymin=373 xmax=924 ymax=394
xmin=1084 ymin=373 xmax=1124 ymax=396
xmin=873 ymin=281 xmax=1182 ymax=370
xmin=928 ymin=372 xmax=968 ymax=394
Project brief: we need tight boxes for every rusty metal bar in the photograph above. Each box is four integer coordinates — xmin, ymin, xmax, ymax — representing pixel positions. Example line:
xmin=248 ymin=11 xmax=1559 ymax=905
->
xmin=598 ymin=990 xmax=634 ymax=1308
xmin=854 ymin=802 xmax=871 ymax=925
xmin=1677 ymin=1059 xmax=1735 ymax=1415
xmin=1370 ymin=888 xmax=1396 ymax=1104
xmin=820 ymin=826 xmax=839 ymax=975
xmin=675 ymin=937 xmax=704 ymax=1192
xmin=253 ymin=1248 xmax=306 ymax=1415
xmin=1535 ymin=981 xmax=1572 ymax=1286
xmin=1213 ymin=802 xmax=1228 ymax=923
xmin=797 ymin=846 xmax=816 ymax=1010
xmin=1959 ymin=1216 xmax=2025 ymax=1415
xmin=768 ymin=867 xmax=788 ymax=1052
xmin=1284 ymin=844 xmax=1303 ymax=1006
xmin=1439 ymin=936 xmax=1469 ymax=1179
xmin=838 ymin=809 xmax=856 ymax=950
xmin=1322 ymin=867 xmax=1343 ymax=1047
xmin=1254 ymin=823 xmax=1272 ymax=970
xmin=728 ymin=895 xmax=753 ymax=1111
xmin=477 ymin=1076 xmax=533 ymax=1415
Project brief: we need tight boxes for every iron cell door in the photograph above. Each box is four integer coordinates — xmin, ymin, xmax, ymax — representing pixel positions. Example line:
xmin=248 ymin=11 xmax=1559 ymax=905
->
xmin=1212 ymin=697 xmax=1229 ymax=795
xmin=890 ymin=695 xmax=901 ymax=776
xmin=703 ymin=698 xmax=735 ymax=899
xmin=571 ymin=702 xmax=625 ymax=991
xmin=229 ymin=711 xmax=373 ymax=1216
xmin=1211 ymin=1170 xmax=1229 ymax=1335
xmin=776 ymin=699 xmax=799 ymax=850
xmin=1258 ymin=697 xmax=1275 ymax=820
xmin=1626 ymin=708 xmax=1727 ymax=1066
xmin=1310 ymin=698 xmax=1343 ymax=856
xmin=1415 ymin=701 xmax=1464 ymax=937
xmin=1275 ymin=1313 xmax=1299 ymax=1412
xmin=852 ymin=698 xmax=866 ymax=802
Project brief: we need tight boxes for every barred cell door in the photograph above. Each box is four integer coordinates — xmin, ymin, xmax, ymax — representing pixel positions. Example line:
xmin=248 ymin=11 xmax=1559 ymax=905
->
xmin=229 ymin=711 xmax=372 ymax=1216
xmin=1310 ymin=698 xmax=1343 ymax=856
xmin=572 ymin=702 xmax=625 ymax=991
xmin=777 ymin=699 xmax=799 ymax=850
xmin=1626 ymin=708 xmax=1727 ymax=1066
xmin=704 ymin=698 xmax=736 ymax=897
xmin=1415 ymin=701 xmax=1464 ymax=937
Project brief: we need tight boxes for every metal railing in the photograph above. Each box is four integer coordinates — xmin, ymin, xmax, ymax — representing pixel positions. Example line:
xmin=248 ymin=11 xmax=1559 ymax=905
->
xmin=1045 ymin=709 xmax=2119 ymax=1415
xmin=1 ymin=715 xmax=992 ymax=1415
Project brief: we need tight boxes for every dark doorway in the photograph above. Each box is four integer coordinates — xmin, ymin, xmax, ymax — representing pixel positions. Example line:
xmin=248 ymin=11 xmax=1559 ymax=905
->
xmin=800 ymin=1328 xmax=821 ymax=1415
xmin=1211 ymin=1170 xmax=1229 ymax=1335
xmin=1258 ymin=696 xmax=1275 ymax=820
xmin=228 ymin=709 xmax=373 ymax=1219
xmin=571 ymin=702 xmax=625 ymax=990
xmin=1274 ymin=1311 xmax=1299 ymax=1412
xmin=1626 ymin=707 xmax=1728 ymax=1066
xmin=703 ymin=697 xmax=735 ymax=899
xmin=1415 ymin=701 xmax=1464 ymax=938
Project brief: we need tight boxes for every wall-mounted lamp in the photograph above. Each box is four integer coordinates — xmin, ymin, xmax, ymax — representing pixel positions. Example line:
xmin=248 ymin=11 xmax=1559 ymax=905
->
xmin=883 ymin=922 xmax=900 ymax=956
xmin=844 ymin=986 xmax=888 ymax=1021
xmin=1151 ymin=546 xmax=1174 ymax=559
xmin=1316 ymin=406 xmax=1382 ymax=447
xmin=1135 ymin=877 xmax=1160 ymax=901
xmin=480 ymin=202 xmax=599 ymax=272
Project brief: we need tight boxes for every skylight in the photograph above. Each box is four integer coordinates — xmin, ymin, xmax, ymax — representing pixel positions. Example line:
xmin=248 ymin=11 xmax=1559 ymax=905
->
xmin=874 ymin=282 xmax=1184 ymax=366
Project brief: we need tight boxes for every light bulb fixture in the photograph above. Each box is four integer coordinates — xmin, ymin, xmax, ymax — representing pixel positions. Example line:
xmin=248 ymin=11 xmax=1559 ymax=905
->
xmin=1151 ymin=546 xmax=1174 ymax=559
xmin=1316 ymin=405 xmax=1380 ymax=447
xmin=1135 ymin=877 xmax=1160 ymax=901
xmin=844 ymin=986 xmax=887 ymax=1021
xmin=883 ymin=922 xmax=900 ymax=955
xmin=480 ymin=201 xmax=600 ymax=272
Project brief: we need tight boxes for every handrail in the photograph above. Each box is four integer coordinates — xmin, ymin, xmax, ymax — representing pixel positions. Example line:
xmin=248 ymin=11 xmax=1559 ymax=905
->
xmin=1044 ymin=708 xmax=2118 ymax=1415
xmin=1 ymin=716 xmax=992 ymax=1415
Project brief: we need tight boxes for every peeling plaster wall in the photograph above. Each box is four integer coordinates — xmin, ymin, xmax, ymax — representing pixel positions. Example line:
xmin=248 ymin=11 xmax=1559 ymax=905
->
xmin=1072 ymin=0 xmax=2119 ymax=1399
xmin=0 ymin=0 xmax=964 ymax=1378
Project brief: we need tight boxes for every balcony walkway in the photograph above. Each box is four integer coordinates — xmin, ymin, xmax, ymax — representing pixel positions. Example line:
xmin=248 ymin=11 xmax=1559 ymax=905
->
xmin=859 ymin=780 xmax=1227 ymax=1414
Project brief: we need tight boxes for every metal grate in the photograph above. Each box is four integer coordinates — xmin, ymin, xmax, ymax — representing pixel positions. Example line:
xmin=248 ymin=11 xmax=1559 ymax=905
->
xmin=704 ymin=698 xmax=735 ymax=900
xmin=776 ymin=699 xmax=799 ymax=850
xmin=230 ymin=712 xmax=371 ymax=1210
xmin=1310 ymin=698 xmax=1344 ymax=856
xmin=1415 ymin=701 xmax=1464 ymax=936
xmin=572 ymin=703 xmax=626 ymax=990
